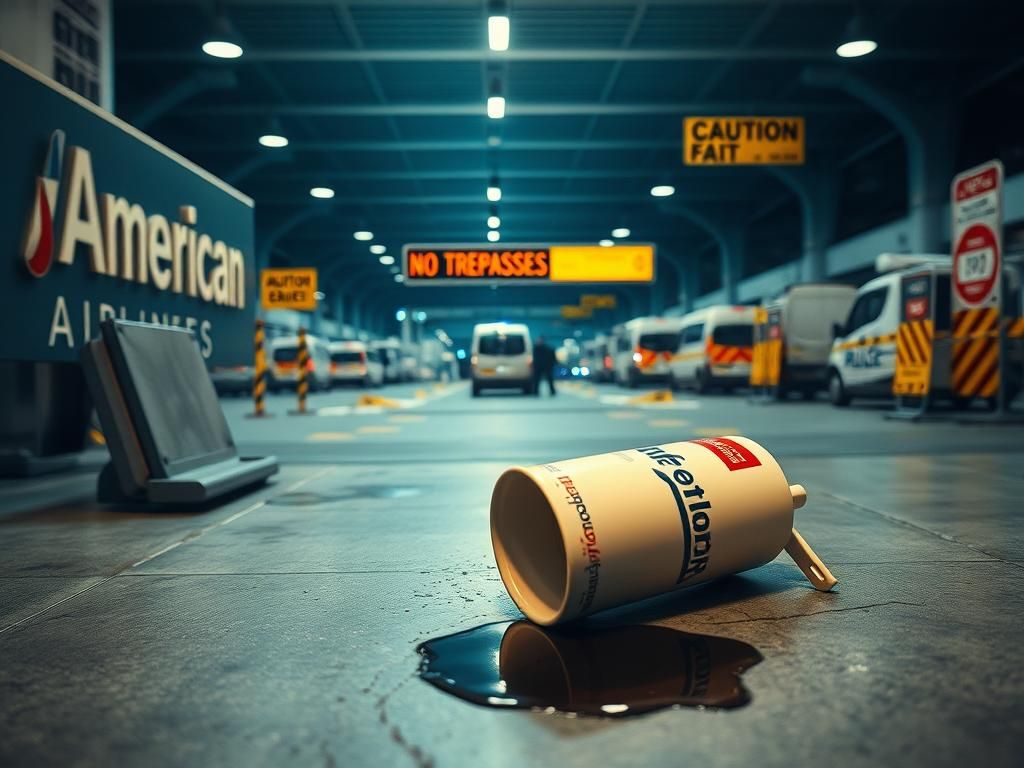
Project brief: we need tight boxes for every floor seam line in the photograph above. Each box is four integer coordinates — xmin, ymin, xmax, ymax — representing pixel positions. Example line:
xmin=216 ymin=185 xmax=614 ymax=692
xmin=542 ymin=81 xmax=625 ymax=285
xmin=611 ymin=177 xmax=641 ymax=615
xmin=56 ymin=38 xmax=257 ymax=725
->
xmin=818 ymin=489 xmax=1024 ymax=572
xmin=0 ymin=576 xmax=114 ymax=636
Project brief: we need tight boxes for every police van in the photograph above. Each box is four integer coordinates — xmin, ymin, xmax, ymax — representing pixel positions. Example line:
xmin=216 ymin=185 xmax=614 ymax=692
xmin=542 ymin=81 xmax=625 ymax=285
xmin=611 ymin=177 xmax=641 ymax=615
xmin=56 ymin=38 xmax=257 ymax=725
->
xmin=669 ymin=305 xmax=755 ymax=393
xmin=612 ymin=316 xmax=685 ymax=387
xmin=828 ymin=256 xmax=1023 ymax=407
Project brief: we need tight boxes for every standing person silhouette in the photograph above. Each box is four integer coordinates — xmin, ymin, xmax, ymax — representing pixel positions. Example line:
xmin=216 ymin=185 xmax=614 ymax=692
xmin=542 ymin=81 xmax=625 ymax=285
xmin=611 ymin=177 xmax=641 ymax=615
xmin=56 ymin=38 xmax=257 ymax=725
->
xmin=532 ymin=336 xmax=556 ymax=396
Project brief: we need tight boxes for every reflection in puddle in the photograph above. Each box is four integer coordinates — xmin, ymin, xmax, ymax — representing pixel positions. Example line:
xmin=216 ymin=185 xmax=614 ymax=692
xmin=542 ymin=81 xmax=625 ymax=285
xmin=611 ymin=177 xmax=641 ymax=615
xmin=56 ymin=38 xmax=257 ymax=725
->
xmin=416 ymin=621 xmax=761 ymax=717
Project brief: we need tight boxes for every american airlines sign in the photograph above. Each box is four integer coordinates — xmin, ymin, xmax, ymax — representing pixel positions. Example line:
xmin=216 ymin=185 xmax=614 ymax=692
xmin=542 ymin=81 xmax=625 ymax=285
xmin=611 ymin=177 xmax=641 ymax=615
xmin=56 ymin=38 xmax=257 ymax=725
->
xmin=2 ymin=52 xmax=255 ymax=365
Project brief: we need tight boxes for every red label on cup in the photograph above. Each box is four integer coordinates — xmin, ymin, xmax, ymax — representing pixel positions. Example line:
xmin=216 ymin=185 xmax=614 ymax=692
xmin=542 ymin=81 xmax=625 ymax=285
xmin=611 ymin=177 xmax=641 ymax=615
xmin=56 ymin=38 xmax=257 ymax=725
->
xmin=690 ymin=437 xmax=762 ymax=471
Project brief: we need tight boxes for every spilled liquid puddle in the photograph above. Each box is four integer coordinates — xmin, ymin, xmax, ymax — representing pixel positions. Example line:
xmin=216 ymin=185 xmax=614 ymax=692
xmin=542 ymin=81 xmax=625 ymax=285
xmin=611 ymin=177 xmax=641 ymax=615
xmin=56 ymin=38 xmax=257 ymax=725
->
xmin=417 ymin=621 xmax=761 ymax=717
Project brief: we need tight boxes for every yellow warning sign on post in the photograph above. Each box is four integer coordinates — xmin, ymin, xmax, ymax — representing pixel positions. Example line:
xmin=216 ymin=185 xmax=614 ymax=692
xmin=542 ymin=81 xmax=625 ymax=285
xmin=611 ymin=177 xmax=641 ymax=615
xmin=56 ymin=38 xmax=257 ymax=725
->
xmin=893 ymin=320 xmax=934 ymax=395
xmin=580 ymin=294 xmax=617 ymax=309
xmin=261 ymin=268 xmax=318 ymax=311
xmin=561 ymin=305 xmax=593 ymax=320
xmin=684 ymin=117 xmax=804 ymax=166
xmin=893 ymin=272 xmax=935 ymax=397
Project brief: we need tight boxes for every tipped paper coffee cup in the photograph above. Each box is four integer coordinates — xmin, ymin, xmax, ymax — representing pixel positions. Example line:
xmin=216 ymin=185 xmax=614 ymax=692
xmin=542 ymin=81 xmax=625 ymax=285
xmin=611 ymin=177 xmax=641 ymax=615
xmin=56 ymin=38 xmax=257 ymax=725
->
xmin=490 ymin=436 xmax=835 ymax=625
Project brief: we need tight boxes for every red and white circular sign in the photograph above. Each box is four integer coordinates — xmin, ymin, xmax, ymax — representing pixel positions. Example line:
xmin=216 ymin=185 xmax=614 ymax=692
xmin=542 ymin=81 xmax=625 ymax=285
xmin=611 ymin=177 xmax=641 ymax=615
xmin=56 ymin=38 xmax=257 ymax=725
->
xmin=953 ymin=223 xmax=1000 ymax=307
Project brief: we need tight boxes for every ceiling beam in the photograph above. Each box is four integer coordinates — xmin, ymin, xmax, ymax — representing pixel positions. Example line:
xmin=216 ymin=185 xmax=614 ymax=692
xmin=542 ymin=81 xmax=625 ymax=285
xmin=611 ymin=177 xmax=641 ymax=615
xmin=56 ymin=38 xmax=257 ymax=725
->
xmin=177 ymin=139 xmax=678 ymax=152
xmin=181 ymin=101 xmax=859 ymax=117
xmin=256 ymin=191 xmax=746 ymax=205
xmin=119 ymin=47 xmax=992 ymax=63
xmin=249 ymin=167 xmax=752 ymax=181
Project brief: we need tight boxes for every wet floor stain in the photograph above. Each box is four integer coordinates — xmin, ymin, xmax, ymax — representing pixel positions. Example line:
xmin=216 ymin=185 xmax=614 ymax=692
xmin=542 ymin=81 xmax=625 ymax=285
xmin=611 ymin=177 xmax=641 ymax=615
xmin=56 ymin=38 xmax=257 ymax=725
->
xmin=268 ymin=485 xmax=426 ymax=506
xmin=416 ymin=621 xmax=761 ymax=717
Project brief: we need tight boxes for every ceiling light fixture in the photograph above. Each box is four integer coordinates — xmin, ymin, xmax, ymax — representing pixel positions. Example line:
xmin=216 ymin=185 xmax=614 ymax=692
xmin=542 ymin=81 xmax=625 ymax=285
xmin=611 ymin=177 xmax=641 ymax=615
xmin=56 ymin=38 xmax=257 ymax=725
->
xmin=599 ymin=239 xmax=614 ymax=247
xmin=202 ymin=40 xmax=243 ymax=59
xmin=258 ymin=134 xmax=288 ymax=148
xmin=487 ymin=95 xmax=506 ymax=120
xmin=394 ymin=274 xmax=405 ymax=283
xmin=379 ymin=255 xmax=395 ymax=265
xmin=487 ymin=77 xmax=505 ymax=119
xmin=611 ymin=227 xmax=630 ymax=238
xmin=370 ymin=244 xmax=386 ymax=254
xmin=488 ymin=9 xmax=510 ymax=52
xmin=309 ymin=187 xmax=334 ymax=199
xmin=353 ymin=230 xmax=374 ymax=241
xmin=836 ymin=14 xmax=877 ymax=58
xmin=488 ymin=215 xmax=501 ymax=229
xmin=650 ymin=185 xmax=675 ymax=197
xmin=487 ymin=185 xmax=502 ymax=202
xmin=835 ymin=39 xmax=877 ymax=58
xmin=487 ymin=230 xmax=500 ymax=242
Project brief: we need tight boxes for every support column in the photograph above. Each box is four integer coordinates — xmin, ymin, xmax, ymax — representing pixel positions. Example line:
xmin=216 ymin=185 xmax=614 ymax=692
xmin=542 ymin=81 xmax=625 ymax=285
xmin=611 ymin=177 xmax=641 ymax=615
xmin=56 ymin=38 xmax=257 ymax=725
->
xmin=802 ymin=68 xmax=959 ymax=253
xmin=772 ymin=160 xmax=840 ymax=282
xmin=658 ymin=203 xmax=748 ymax=305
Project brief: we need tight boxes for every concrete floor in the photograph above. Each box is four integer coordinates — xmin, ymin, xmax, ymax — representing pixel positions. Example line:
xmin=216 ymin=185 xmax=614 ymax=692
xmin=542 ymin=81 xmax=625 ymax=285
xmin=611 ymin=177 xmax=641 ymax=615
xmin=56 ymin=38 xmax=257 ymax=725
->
xmin=2 ymin=380 xmax=1023 ymax=767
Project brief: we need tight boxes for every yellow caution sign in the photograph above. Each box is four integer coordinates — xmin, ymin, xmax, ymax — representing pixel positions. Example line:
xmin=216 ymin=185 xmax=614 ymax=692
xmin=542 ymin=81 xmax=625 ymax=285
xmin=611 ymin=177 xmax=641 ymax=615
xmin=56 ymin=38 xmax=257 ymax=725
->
xmin=561 ymin=305 xmax=593 ymax=320
xmin=580 ymin=294 xmax=617 ymax=309
xmin=261 ymin=268 xmax=318 ymax=311
xmin=684 ymin=117 xmax=804 ymax=166
xmin=952 ymin=307 xmax=1001 ymax=399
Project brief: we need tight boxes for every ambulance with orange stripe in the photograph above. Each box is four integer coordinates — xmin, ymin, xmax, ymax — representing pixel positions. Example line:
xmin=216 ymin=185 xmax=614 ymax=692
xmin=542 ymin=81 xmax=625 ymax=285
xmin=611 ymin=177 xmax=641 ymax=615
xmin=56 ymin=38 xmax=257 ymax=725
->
xmin=612 ymin=316 xmax=685 ymax=387
xmin=826 ymin=256 xmax=1022 ymax=407
xmin=668 ymin=306 xmax=756 ymax=393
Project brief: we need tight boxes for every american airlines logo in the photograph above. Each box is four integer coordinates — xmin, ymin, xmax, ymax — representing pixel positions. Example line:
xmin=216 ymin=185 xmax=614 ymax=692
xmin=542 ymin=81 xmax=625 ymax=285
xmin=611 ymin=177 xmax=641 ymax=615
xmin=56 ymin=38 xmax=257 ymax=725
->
xmin=20 ymin=129 xmax=247 ymax=309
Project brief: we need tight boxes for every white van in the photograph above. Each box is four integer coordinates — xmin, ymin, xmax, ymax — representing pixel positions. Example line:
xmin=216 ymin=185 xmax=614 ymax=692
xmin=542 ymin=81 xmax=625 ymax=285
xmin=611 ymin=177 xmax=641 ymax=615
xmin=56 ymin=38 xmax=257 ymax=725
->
xmin=827 ymin=264 xmax=953 ymax=406
xmin=370 ymin=339 xmax=404 ymax=383
xmin=669 ymin=306 xmax=755 ymax=393
xmin=765 ymin=284 xmax=857 ymax=397
xmin=613 ymin=316 xmax=684 ymax=387
xmin=329 ymin=340 xmax=384 ymax=387
xmin=269 ymin=334 xmax=332 ymax=392
xmin=471 ymin=322 xmax=534 ymax=396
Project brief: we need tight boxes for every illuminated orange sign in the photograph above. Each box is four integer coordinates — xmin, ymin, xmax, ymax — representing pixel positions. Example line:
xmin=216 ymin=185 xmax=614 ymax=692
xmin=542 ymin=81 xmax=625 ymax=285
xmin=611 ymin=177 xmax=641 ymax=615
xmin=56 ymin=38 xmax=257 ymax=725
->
xmin=403 ymin=244 xmax=655 ymax=284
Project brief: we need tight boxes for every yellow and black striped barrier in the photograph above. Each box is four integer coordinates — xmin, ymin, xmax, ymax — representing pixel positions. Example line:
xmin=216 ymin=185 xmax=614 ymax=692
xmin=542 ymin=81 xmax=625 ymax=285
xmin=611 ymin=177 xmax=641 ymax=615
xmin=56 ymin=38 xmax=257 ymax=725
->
xmin=294 ymin=327 xmax=310 ymax=414
xmin=251 ymin=319 xmax=269 ymax=417
xmin=952 ymin=308 xmax=1001 ymax=399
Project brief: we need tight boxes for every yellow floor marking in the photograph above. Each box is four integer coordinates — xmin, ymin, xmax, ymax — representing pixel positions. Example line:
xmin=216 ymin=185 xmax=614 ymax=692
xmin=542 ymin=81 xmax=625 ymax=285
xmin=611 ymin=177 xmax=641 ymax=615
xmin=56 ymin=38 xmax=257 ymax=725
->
xmin=388 ymin=414 xmax=426 ymax=424
xmin=647 ymin=419 xmax=690 ymax=428
xmin=691 ymin=427 xmax=742 ymax=437
xmin=307 ymin=431 xmax=355 ymax=442
xmin=606 ymin=410 xmax=645 ymax=420
xmin=357 ymin=425 xmax=401 ymax=434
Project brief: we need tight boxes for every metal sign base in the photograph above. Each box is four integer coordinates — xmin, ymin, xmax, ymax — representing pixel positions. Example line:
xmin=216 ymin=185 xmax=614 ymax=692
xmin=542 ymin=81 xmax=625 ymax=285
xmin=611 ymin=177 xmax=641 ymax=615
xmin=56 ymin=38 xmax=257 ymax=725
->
xmin=82 ymin=319 xmax=278 ymax=508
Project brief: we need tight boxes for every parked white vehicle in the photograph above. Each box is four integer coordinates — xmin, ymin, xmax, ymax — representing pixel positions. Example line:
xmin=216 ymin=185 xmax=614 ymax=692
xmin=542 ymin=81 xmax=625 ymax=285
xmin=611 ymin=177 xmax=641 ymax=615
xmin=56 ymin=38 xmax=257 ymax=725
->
xmin=613 ymin=316 xmax=684 ymax=387
xmin=471 ymin=322 xmax=533 ymax=396
xmin=329 ymin=341 xmax=384 ymax=387
xmin=669 ymin=305 xmax=755 ymax=393
xmin=764 ymin=284 xmax=858 ymax=397
xmin=581 ymin=334 xmax=613 ymax=381
xmin=269 ymin=334 xmax=332 ymax=392
xmin=370 ymin=339 xmax=404 ymax=383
